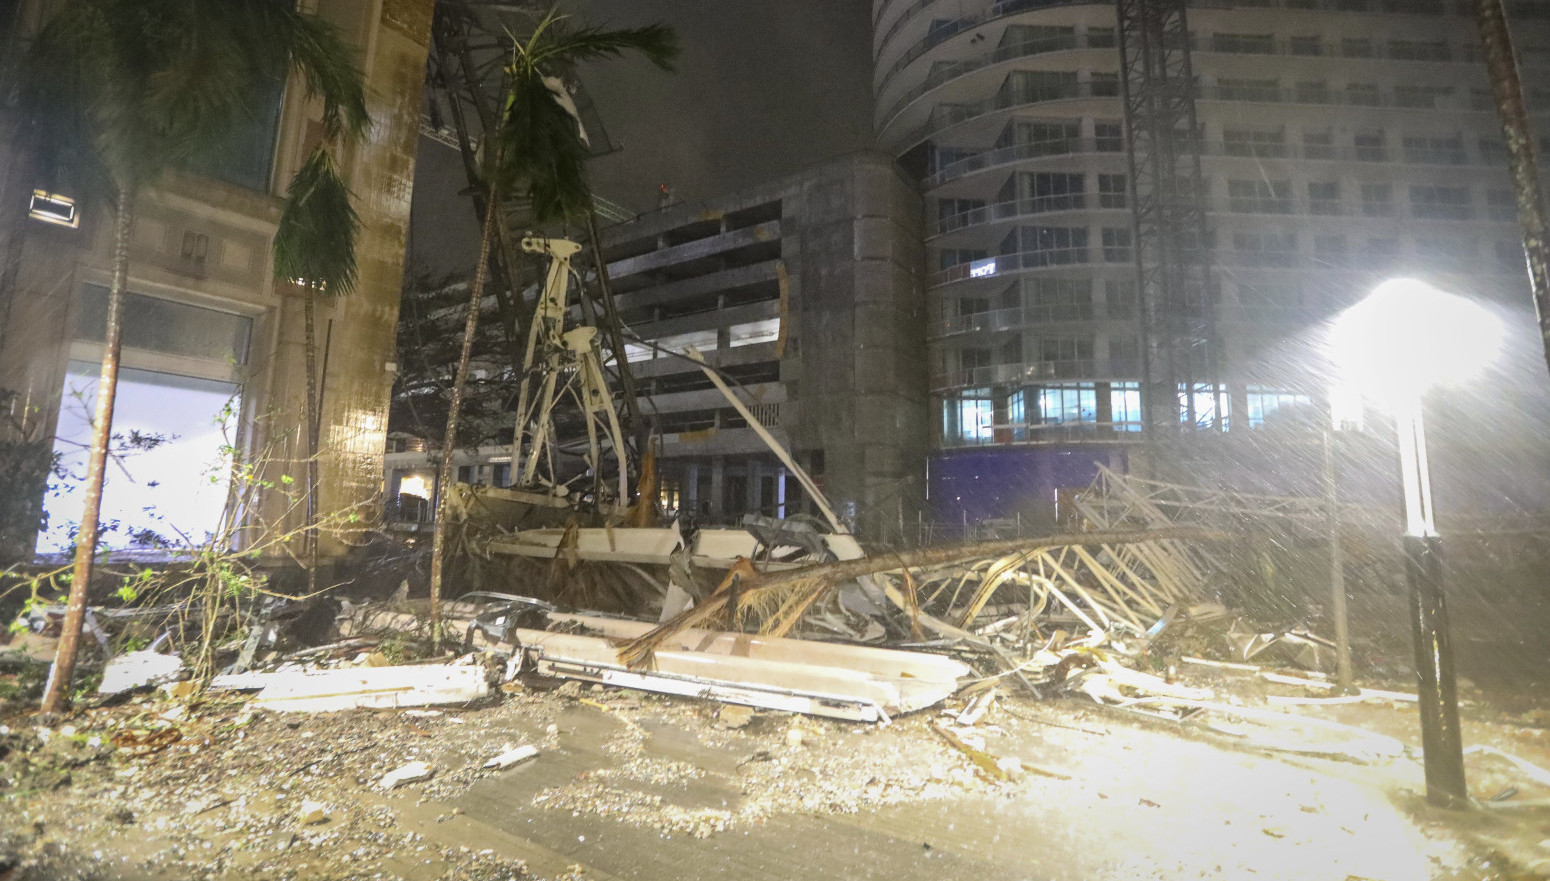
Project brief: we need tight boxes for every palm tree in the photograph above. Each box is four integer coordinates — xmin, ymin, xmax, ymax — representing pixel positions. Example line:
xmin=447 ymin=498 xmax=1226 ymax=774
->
xmin=272 ymin=148 xmax=362 ymax=595
xmin=427 ymin=10 xmax=678 ymax=633
xmin=16 ymin=0 xmax=369 ymax=714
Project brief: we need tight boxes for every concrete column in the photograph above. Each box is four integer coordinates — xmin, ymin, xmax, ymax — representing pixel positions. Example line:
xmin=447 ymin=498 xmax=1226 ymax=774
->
xmin=748 ymin=460 xmax=763 ymax=515
xmin=709 ymin=456 xmax=725 ymax=519
xmin=776 ymin=467 xmax=788 ymax=519
xmin=684 ymin=461 xmax=700 ymax=515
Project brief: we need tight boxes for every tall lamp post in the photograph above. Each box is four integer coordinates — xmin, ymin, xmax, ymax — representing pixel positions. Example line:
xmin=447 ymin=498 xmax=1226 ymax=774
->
xmin=1330 ymin=279 xmax=1504 ymax=809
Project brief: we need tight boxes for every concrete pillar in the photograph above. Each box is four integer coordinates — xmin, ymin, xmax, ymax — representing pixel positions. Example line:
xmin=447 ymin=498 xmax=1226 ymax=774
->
xmin=684 ymin=461 xmax=700 ymax=515
xmin=709 ymin=456 xmax=725 ymax=519
xmin=748 ymin=460 xmax=763 ymax=515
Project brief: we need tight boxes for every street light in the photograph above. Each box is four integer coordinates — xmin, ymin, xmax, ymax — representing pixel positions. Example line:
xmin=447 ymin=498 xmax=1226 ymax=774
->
xmin=1330 ymin=278 xmax=1505 ymax=808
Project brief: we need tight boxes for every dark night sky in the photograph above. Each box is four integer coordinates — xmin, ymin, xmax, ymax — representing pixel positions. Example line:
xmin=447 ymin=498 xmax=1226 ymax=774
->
xmin=407 ymin=0 xmax=876 ymax=276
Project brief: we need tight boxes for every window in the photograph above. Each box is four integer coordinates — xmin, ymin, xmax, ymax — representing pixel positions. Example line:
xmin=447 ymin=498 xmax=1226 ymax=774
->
xmin=1347 ymin=83 xmax=1382 ymax=107
xmin=1479 ymin=138 xmax=1508 ymax=164
xmin=939 ymin=248 xmax=988 ymax=270
xmin=1000 ymin=24 xmax=1075 ymax=51
xmin=1087 ymin=27 xmax=1117 ymax=49
xmin=1211 ymin=33 xmax=1275 ymax=54
xmin=1308 ymin=181 xmax=1341 ymax=215
xmin=1109 ymin=336 xmax=1140 ymax=372
xmin=1102 ymin=228 xmax=1132 ymax=262
xmin=1008 ymin=120 xmax=1081 ymax=155
xmin=1227 ymin=179 xmax=1293 ymax=214
xmin=958 ymin=296 xmax=991 ymax=316
xmin=1388 ymin=39 xmax=1451 ymax=61
xmin=1023 ymin=172 xmax=1085 ymax=211
xmin=1106 ymin=279 xmax=1137 ymax=319
xmin=1289 ymin=35 xmax=1324 ymax=56
xmin=1098 ymin=173 xmax=1128 ymax=208
xmin=1294 ymin=81 xmax=1332 ymax=104
xmin=1394 ymin=85 xmax=1452 ymax=109
xmin=1025 ymin=277 xmax=1093 ymax=320
xmin=188 ymin=73 xmax=283 ymax=192
xmin=1361 ymin=183 xmax=1395 ymax=216
xmin=728 ymin=319 xmax=780 ymax=348
xmin=1218 ymin=78 xmax=1281 ymax=102
xmin=1094 ymin=122 xmax=1124 ymax=152
xmin=1232 ymin=230 xmax=1297 ymax=266
xmin=938 ymin=198 xmax=986 ymax=232
xmin=1223 ymin=128 xmax=1287 ymax=157
xmin=960 ymin=347 xmax=992 ymax=370
xmin=1110 ymin=382 xmax=1143 ymax=431
xmin=1488 ymin=189 xmax=1518 ymax=221
xmin=1179 ymin=383 xmax=1230 ymax=430
xmin=1303 ymin=130 xmax=1335 ymax=160
xmin=1006 ymin=226 xmax=1089 ymax=266
xmin=1402 ymin=134 xmax=1466 ymax=165
xmin=1035 ymin=336 xmax=1094 ymax=376
xmin=1342 ymin=37 xmax=1375 ymax=58
xmin=1246 ymin=386 xmax=1312 ymax=428
xmin=1090 ymin=72 xmax=1120 ymax=97
xmin=1034 ymin=384 xmax=1098 ymax=424
xmin=952 ymin=392 xmax=996 ymax=442
xmin=42 ymin=287 xmax=252 ymax=554
xmin=1410 ymin=185 xmax=1472 ymax=220
xmin=1001 ymin=70 xmax=1079 ymax=104
xmin=1314 ymin=233 xmax=1348 ymax=268
xmin=1354 ymin=131 xmax=1387 ymax=161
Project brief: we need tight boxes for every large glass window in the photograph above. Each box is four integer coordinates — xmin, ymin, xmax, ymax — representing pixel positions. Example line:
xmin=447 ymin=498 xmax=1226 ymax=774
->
xmin=1246 ymin=385 xmax=1312 ymax=428
xmin=41 ymin=365 xmax=240 ymax=552
xmin=1111 ymin=381 xmax=1143 ymax=431
xmin=186 ymin=74 xmax=284 ymax=192
xmin=1179 ymin=383 xmax=1230 ymax=430
xmin=946 ymin=391 xmax=995 ymax=443
xmin=1036 ymin=384 xmax=1098 ymax=425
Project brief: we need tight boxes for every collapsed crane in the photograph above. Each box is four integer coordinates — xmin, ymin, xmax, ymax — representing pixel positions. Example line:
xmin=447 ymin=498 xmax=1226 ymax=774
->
xmin=1116 ymin=0 xmax=1223 ymax=446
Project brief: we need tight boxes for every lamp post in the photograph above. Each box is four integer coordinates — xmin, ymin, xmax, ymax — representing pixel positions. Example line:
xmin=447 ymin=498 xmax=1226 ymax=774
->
xmin=1330 ymin=279 xmax=1504 ymax=809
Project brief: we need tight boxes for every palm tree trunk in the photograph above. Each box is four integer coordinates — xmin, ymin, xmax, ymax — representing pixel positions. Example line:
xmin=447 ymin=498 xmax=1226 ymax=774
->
xmin=42 ymin=183 xmax=135 ymax=714
xmin=428 ymin=192 xmax=499 ymax=643
xmin=303 ymin=283 xmax=320 ymax=595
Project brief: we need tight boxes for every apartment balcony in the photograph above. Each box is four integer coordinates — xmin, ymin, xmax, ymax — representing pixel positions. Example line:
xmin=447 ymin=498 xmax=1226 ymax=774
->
xmin=926 ymin=137 xmax=1510 ymax=200
xmin=932 ymin=246 xmax=1099 ymax=286
xmin=932 ymin=303 xmax=1117 ymax=340
xmin=876 ymin=0 xmax=1478 ymax=106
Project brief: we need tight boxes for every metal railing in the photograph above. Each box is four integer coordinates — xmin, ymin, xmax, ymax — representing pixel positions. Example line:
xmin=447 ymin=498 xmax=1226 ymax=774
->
xmin=876 ymin=0 xmax=1472 ymax=101
xmin=932 ymin=360 xmax=1142 ymax=390
xmin=926 ymin=135 xmax=1506 ymax=191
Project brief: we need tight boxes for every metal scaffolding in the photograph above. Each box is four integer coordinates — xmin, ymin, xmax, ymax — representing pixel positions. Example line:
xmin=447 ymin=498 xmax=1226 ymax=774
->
xmin=1116 ymin=0 xmax=1222 ymax=440
xmin=422 ymin=0 xmax=645 ymax=468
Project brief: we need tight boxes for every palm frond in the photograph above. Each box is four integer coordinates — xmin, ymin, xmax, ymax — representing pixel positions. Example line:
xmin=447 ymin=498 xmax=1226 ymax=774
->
xmin=492 ymin=11 xmax=679 ymax=224
xmin=273 ymin=147 xmax=361 ymax=296
xmin=515 ymin=13 xmax=679 ymax=75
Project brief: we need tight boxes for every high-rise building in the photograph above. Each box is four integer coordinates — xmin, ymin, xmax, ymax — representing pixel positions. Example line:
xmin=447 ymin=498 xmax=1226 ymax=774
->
xmin=874 ymin=0 xmax=1550 ymax=526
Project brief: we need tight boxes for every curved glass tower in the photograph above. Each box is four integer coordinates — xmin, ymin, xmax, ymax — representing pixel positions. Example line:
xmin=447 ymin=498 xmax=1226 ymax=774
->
xmin=875 ymin=0 xmax=1550 ymax=521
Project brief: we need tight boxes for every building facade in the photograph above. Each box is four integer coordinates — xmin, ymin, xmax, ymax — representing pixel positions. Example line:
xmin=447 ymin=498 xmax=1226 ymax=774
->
xmin=0 ymin=0 xmax=436 ymax=556
xmin=385 ymin=151 xmax=930 ymax=542
xmin=600 ymin=152 xmax=929 ymax=540
xmin=874 ymin=0 xmax=1550 ymax=525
